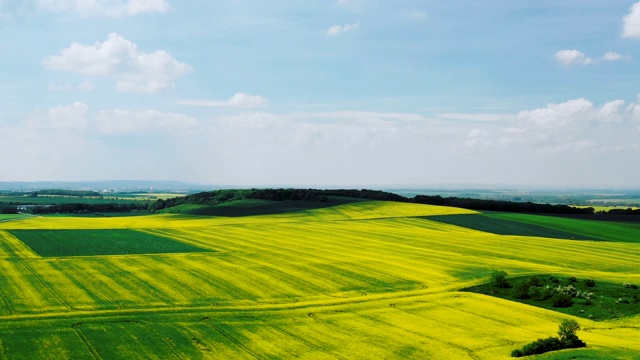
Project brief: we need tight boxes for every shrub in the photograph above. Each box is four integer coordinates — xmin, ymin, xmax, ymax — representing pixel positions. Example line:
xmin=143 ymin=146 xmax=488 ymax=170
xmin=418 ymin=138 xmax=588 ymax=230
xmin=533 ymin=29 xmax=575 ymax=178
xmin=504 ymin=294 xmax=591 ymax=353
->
xmin=511 ymin=319 xmax=586 ymax=357
xmin=623 ymin=283 xmax=638 ymax=289
xmin=550 ymin=276 xmax=560 ymax=284
xmin=491 ymin=270 xmax=510 ymax=289
xmin=567 ymin=276 xmax=578 ymax=283
xmin=575 ymin=290 xmax=593 ymax=300
xmin=552 ymin=292 xmax=573 ymax=307
xmin=528 ymin=286 xmax=542 ymax=300
xmin=513 ymin=281 xmax=531 ymax=299
xmin=558 ymin=319 xmax=586 ymax=349
xmin=584 ymin=279 xmax=596 ymax=287
xmin=529 ymin=276 xmax=541 ymax=287
xmin=512 ymin=337 xmax=564 ymax=357
xmin=510 ymin=349 xmax=524 ymax=357
xmin=539 ymin=286 xmax=554 ymax=300
xmin=555 ymin=284 xmax=577 ymax=297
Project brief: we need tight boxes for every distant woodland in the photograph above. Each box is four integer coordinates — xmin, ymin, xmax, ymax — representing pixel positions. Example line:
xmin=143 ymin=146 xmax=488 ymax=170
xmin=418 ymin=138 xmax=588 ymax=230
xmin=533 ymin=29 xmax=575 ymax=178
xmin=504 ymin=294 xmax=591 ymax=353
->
xmin=149 ymin=189 xmax=597 ymax=214
xmin=17 ymin=188 xmax=640 ymax=217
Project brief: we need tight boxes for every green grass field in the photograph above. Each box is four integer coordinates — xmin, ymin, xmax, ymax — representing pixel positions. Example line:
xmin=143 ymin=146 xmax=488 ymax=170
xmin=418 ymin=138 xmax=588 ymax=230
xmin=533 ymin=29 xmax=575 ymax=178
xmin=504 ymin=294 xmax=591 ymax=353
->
xmin=427 ymin=214 xmax=603 ymax=240
xmin=0 ymin=201 xmax=638 ymax=359
xmin=8 ymin=229 xmax=209 ymax=257
xmin=463 ymin=274 xmax=640 ymax=321
xmin=0 ymin=214 xmax=29 ymax=221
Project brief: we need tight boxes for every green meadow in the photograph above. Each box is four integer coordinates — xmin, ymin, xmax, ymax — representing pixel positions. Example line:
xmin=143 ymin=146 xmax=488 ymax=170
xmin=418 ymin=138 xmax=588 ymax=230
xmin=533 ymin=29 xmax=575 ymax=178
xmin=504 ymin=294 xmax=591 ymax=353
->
xmin=0 ymin=200 xmax=638 ymax=359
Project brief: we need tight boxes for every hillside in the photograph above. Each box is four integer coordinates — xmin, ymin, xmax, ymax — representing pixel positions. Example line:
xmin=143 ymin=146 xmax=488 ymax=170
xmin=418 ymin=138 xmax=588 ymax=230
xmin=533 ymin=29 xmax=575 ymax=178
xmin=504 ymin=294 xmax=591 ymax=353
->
xmin=0 ymin=201 xmax=638 ymax=358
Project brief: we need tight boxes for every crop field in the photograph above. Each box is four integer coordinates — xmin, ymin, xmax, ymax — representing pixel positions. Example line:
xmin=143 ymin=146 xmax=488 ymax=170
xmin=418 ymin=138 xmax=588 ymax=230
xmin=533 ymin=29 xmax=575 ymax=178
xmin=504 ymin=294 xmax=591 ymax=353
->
xmin=0 ymin=201 xmax=638 ymax=359
xmin=7 ymin=229 xmax=210 ymax=257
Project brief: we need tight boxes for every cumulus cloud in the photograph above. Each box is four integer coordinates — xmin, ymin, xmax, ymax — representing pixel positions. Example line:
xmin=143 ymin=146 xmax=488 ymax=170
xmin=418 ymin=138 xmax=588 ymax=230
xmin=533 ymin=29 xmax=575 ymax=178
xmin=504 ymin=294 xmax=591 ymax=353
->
xmin=623 ymin=2 xmax=640 ymax=38
xmin=42 ymin=33 xmax=192 ymax=93
xmin=327 ymin=21 xmax=359 ymax=35
xmin=554 ymin=50 xmax=593 ymax=66
xmin=487 ymin=98 xmax=640 ymax=154
xmin=555 ymin=50 xmax=629 ymax=66
xmin=37 ymin=0 xmax=170 ymax=17
xmin=180 ymin=93 xmax=268 ymax=108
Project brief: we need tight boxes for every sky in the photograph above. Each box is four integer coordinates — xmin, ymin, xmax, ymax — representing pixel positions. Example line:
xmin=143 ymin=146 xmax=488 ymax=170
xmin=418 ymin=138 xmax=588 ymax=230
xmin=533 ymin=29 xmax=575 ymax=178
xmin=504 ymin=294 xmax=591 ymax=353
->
xmin=1 ymin=0 xmax=640 ymax=188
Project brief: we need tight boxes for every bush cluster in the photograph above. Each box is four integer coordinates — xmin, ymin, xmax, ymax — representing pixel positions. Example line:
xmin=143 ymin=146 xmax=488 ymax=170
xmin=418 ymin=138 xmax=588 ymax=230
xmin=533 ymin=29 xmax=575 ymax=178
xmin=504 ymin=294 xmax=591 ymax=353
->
xmin=512 ymin=319 xmax=586 ymax=357
xmin=491 ymin=270 xmax=510 ymax=289
xmin=509 ymin=277 xmax=594 ymax=306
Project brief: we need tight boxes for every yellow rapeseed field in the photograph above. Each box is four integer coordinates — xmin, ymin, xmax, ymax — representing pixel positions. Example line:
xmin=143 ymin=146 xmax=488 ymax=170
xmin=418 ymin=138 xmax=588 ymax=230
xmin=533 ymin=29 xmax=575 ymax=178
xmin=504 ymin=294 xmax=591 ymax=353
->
xmin=0 ymin=201 xmax=638 ymax=359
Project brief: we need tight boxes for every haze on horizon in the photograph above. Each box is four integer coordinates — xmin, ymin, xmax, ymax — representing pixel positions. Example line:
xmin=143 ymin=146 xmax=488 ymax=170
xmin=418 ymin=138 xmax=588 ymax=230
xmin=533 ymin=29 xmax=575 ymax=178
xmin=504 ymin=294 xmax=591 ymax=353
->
xmin=1 ymin=1 xmax=640 ymax=189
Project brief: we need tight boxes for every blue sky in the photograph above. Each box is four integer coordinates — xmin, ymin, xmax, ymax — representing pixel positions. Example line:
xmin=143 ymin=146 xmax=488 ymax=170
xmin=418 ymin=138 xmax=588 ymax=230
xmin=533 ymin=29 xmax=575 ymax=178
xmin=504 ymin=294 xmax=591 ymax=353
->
xmin=1 ymin=0 xmax=640 ymax=188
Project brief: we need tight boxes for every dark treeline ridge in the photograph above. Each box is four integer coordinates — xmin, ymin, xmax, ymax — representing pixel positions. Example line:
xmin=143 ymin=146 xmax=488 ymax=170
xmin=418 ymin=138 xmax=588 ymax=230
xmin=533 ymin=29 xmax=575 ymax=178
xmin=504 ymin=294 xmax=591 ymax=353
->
xmin=605 ymin=208 xmax=640 ymax=215
xmin=23 ymin=188 xmax=638 ymax=216
xmin=30 ymin=203 xmax=147 ymax=214
xmin=30 ymin=189 xmax=102 ymax=197
xmin=149 ymin=189 xmax=597 ymax=215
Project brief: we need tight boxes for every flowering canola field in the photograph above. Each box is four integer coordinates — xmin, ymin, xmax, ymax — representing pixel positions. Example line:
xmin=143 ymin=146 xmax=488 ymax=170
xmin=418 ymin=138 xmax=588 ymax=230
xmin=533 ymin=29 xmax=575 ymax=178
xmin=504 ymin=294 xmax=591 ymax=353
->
xmin=0 ymin=201 xmax=638 ymax=359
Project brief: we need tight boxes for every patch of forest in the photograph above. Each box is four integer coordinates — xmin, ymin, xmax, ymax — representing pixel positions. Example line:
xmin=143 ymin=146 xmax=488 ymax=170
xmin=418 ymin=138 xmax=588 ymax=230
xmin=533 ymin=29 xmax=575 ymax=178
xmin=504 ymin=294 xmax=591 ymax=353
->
xmin=150 ymin=189 xmax=599 ymax=215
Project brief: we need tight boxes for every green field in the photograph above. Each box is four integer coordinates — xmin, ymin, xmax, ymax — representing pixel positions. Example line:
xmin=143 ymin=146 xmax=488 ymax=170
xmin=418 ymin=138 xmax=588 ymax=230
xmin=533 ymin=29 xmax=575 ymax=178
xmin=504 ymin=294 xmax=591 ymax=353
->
xmin=8 ymin=229 xmax=209 ymax=257
xmin=427 ymin=214 xmax=603 ymax=240
xmin=0 ymin=201 xmax=638 ymax=359
xmin=0 ymin=214 xmax=29 ymax=222
xmin=463 ymin=274 xmax=640 ymax=321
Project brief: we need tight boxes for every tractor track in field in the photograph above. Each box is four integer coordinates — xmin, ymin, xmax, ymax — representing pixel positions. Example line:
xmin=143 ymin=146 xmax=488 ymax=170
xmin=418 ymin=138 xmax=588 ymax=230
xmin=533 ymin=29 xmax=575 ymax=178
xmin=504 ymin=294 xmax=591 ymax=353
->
xmin=138 ymin=321 xmax=190 ymax=360
xmin=267 ymin=324 xmax=346 ymax=360
xmin=201 ymin=320 xmax=264 ymax=359
xmin=0 ymin=287 xmax=457 ymax=328
xmin=20 ymin=260 xmax=72 ymax=310
xmin=0 ymin=289 xmax=14 ymax=316
xmin=0 ymin=338 xmax=7 ymax=360
xmin=71 ymin=323 xmax=103 ymax=360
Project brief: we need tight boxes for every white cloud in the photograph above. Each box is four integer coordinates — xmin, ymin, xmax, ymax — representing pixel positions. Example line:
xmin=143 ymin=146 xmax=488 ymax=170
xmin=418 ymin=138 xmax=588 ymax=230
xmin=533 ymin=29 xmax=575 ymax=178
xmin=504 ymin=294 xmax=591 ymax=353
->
xmin=598 ymin=100 xmax=625 ymax=123
xmin=37 ymin=0 xmax=170 ymax=17
xmin=327 ymin=21 xmax=359 ymax=35
xmin=517 ymin=98 xmax=595 ymax=126
xmin=554 ymin=50 xmax=593 ymax=66
xmin=602 ymin=51 xmax=623 ymax=61
xmin=180 ymin=92 xmax=268 ymax=108
xmin=622 ymin=2 xmax=640 ymax=38
xmin=489 ymin=98 xmax=637 ymax=154
xmin=42 ymin=33 xmax=192 ymax=93
xmin=95 ymin=109 xmax=197 ymax=135
xmin=465 ymin=129 xmax=491 ymax=148
xmin=24 ymin=102 xmax=89 ymax=132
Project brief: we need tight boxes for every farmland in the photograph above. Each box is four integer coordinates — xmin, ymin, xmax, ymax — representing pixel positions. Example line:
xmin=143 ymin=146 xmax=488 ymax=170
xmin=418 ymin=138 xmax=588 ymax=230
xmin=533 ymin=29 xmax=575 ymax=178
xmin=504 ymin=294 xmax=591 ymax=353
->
xmin=0 ymin=200 xmax=639 ymax=358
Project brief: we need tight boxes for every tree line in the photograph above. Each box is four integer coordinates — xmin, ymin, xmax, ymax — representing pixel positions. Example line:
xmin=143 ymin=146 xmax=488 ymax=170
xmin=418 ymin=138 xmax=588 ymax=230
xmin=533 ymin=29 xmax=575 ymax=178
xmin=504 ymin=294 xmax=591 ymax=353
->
xmin=149 ymin=189 xmax=596 ymax=215
xmin=30 ymin=203 xmax=147 ymax=214
xmin=21 ymin=188 xmax=640 ymax=216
